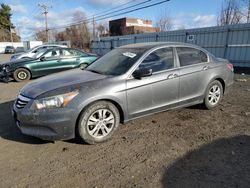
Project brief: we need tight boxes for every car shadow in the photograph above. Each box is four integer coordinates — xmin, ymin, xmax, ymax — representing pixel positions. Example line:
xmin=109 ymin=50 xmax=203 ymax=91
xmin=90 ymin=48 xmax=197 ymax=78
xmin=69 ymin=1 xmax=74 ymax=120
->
xmin=0 ymin=100 xmax=50 ymax=144
xmin=161 ymin=135 xmax=250 ymax=188
xmin=186 ymin=103 xmax=206 ymax=110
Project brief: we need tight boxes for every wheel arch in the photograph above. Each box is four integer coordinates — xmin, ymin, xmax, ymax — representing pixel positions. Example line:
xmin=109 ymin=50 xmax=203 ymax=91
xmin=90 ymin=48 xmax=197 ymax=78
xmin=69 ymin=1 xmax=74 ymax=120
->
xmin=75 ymin=98 xmax=125 ymax=138
xmin=212 ymin=77 xmax=225 ymax=94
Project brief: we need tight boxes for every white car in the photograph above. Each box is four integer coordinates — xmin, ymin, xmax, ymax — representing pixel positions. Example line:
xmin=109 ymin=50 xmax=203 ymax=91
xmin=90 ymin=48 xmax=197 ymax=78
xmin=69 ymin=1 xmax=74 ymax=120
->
xmin=10 ymin=44 xmax=67 ymax=60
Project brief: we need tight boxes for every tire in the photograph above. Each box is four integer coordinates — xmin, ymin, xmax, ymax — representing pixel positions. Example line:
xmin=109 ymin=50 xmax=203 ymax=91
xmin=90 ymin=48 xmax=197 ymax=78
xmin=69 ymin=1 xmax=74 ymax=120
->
xmin=79 ymin=63 xmax=88 ymax=70
xmin=204 ymin=80 xmax=223 ymax=109
xmin=78 ymin=101 xmax=120 ymax=144
xmin=13 ymin=68 xmax=31 ymax=82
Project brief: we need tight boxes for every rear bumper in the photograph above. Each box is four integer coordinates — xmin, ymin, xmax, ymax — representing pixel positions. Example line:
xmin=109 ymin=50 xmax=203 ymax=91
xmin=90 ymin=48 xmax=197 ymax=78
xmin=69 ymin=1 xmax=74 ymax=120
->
xmin=12 ymin=104 xmax=78 ymax=141
xmin=224 ymin=81 xmax=233 ymax=94
xmin=224 ymin=71 xmax=234 ymax=95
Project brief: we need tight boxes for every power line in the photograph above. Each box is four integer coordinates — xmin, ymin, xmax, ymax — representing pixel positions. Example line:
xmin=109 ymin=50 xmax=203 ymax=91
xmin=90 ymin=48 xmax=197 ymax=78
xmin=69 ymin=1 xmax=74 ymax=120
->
xmin=55 ymin=0 xmax=140 ymax=27
xmin=48 ymin=0 xmax=169 ymax=31
xmin=95 ymin=0 xmax=169 ymax=22
xmin=49 ymin=0 xmax=153 ymax=31
xmin=94 ymin=0 xmax=137 ymax=16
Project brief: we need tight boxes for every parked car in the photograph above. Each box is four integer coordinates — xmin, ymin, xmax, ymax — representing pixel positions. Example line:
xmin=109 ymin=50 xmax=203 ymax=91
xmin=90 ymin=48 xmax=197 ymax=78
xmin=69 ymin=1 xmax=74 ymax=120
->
xmin=12 ymin=42 xmax=234 ymax=144
xmin=10 ymin=44 xmax=67 ymax=60
xmin=0 ymin=48 xmax=97 ymax=82
xmin=15 ymin=47 xmax=25 ymax=53
xmin=5 ymin=46 xmax=15 ymax=54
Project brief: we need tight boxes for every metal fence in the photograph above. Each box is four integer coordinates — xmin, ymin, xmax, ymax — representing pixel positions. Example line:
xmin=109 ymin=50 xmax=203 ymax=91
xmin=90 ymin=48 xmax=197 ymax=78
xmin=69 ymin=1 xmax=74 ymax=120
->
xmin=91 ymin=23 xmax=250 ymax=67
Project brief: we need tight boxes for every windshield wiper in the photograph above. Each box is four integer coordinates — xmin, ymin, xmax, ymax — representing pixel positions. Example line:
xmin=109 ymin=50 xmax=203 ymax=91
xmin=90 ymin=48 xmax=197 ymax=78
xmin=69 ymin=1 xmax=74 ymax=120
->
xmin=87 ymin=69 xmax=103 ymax=75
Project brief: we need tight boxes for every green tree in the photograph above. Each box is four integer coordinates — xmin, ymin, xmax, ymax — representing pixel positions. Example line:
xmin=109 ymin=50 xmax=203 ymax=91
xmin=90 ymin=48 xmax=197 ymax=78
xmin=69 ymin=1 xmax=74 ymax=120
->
xmin=0 ymin=3 xmax=13 ymax=30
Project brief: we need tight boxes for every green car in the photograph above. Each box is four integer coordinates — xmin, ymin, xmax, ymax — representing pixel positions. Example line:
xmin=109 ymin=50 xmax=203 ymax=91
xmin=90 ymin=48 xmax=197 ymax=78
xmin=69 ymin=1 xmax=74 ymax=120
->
xmin=0 ymin=48 xmax=98 ymax=82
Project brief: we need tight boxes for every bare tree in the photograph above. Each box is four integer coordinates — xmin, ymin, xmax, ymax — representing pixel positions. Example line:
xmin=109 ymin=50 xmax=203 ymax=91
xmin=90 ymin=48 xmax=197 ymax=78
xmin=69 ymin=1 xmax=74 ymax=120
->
xmin=55 ymin=11 xmax=90 ymax=49
xmin=156 ymin=11 xmax=173 ymax=31
xmin=217 ymin=0 xmax=242 ymax=26
xmin=239 ymin=0 xmax=250 ymax=23
xmin=35 ymin=30 xmax=47 ymax=42
xmin=96 ymin=22 xmax=109 ymax=36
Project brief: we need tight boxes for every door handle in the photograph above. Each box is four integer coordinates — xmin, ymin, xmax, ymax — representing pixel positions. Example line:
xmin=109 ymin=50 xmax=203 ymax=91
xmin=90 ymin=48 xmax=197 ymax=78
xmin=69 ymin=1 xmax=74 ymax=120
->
xmin=167 ymin=74 xmax=178 ymax=80
xmin=203 ymin=66 xmax=210 ymax=70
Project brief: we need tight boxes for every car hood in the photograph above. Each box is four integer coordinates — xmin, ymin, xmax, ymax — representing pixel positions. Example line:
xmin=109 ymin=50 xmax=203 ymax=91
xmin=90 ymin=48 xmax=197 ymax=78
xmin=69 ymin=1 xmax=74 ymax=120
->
xmin=20 ymin=69 xmax=108 ymax=98
xmin=4 ymin=57 xmax=34 ymax=66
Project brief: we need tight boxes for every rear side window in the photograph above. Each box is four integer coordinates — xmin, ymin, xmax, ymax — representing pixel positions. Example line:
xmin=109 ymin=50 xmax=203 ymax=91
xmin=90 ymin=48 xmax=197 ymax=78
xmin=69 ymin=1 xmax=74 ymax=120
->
xmin=176 ymin=47 xmax=208 ymax=67
xmin=44 ymin=49 xmax=60 ymax=58
xmin=139 ymin=47 xmax=174 ymax=73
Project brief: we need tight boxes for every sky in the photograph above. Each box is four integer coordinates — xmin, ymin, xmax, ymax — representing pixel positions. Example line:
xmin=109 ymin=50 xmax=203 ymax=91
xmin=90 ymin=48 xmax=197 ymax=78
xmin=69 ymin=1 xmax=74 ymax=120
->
xmin=2 ymin=0 xmax=226 ymax=41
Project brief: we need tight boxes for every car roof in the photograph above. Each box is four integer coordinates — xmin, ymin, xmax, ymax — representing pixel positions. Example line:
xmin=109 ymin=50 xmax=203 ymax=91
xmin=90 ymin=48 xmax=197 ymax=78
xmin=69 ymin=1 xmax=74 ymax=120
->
xmin=46 ymin=47 xmax=80 ymax=51
xmin=37 ymin=44 xmax=67 ymax=47
xmin=119 ymin=42 xmax=203 ymax=49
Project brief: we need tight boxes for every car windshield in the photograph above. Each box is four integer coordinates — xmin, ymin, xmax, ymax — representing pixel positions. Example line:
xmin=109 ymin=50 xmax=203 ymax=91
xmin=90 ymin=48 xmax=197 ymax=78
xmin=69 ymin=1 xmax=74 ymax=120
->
xmin=32 ymin=49 xmax=48 ymax=59
xmin=25 ymin=46 xmax=38 ymax=53
xmin=6 ymin=46 xmax=14 ymax=49
xmin=86 ymin=48 xmax=147 ymax=75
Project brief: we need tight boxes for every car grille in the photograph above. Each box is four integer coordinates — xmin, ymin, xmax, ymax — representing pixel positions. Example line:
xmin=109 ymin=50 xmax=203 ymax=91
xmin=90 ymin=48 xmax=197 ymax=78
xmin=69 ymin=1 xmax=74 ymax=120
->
xmin=15 ymin=95 xmax=31 ymax=109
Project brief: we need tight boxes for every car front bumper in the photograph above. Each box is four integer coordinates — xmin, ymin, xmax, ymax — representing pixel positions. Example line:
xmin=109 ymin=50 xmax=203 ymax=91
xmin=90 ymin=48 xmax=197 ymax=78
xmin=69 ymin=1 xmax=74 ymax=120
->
xmin=5 ymin=50 xmax=15 ymax=53
xmin=12 ymin=100 xmax=78 ymax=141
xmin=0 ymin=69 xmax=10 ymax=82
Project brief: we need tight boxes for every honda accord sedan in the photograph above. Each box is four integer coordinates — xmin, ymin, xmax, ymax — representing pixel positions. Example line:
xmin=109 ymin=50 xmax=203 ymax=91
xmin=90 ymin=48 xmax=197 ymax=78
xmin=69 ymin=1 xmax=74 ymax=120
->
xmin=12 ymin=42 xmax=234 ymax=144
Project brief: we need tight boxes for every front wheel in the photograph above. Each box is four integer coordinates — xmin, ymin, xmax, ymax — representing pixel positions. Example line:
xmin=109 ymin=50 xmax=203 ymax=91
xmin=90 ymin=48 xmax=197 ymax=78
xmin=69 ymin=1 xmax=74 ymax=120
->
xmin=13 ymin=68 xmax=31 ymax=82
xmin=204 ymin=80 xmax=223 ymax=109
xmin=78 ymin=101 xmax=120 ymax=144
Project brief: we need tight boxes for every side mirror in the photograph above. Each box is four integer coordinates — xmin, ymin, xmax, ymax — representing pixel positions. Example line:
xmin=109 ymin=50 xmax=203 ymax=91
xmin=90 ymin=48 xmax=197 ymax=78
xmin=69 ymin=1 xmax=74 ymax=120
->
xmin=40 ymin=56 xmax=45 ymax=61
xmin=133 ymin=68 xmax=152 ymax=79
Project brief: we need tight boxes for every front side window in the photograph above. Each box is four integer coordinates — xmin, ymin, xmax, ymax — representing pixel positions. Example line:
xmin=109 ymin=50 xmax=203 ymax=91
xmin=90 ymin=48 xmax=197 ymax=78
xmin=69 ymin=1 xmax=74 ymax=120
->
xmin=139 ymin=47 xmax=174 ymax=73
xmin=177 ymin=47 xmax=208 ymax=67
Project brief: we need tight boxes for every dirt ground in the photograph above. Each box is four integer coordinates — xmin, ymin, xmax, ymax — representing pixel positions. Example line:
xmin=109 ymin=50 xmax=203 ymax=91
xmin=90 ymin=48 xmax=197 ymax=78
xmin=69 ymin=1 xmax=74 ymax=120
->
xmin=0 ymin=54 xmax=250 ymax=188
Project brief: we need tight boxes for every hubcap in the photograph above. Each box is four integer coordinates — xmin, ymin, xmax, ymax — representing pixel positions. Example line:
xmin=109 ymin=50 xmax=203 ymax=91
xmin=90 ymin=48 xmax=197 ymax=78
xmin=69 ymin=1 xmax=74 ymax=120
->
xmin=208 ymin=85 xmax=221 ymax=105
xmin=86 ymin=109 xmax=115 ymax=139
xmin=17 ymin=71 xmax=27 ymax=80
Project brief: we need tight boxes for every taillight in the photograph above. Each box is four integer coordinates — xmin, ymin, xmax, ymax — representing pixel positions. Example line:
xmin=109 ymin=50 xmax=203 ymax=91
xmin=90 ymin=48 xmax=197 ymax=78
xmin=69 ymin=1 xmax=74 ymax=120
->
xmin=227 ymin=63 xmax=234 ymax=72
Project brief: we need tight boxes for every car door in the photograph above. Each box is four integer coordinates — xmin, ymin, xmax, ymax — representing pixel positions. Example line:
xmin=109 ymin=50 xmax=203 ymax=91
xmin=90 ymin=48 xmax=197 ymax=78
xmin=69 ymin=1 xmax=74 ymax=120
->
xmin=56 ymin=49 xmax=81 ymax=71
xmin=176 ymin=47 xmax=212 ymax=104
xmin=30 ymin=49 xmax=61 ymax=76
xmin=126 ymin=47 xmax=179 ymax=119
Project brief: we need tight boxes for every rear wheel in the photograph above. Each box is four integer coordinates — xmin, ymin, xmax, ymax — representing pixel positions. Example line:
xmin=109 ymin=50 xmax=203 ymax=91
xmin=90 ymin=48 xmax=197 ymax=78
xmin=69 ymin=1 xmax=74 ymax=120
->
xmin=78 ymin=101 xmax=120 ymax=144
xmin=204 ymin=80 xmax=223 ymax=109
xmin=13 ymin=68 xmax=31 ymax=82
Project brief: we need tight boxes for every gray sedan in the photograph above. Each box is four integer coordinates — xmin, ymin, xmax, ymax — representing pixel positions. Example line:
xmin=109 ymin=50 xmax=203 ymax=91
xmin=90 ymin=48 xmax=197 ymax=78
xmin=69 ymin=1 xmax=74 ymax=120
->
xmin=12 ymin=42 xmax=234 ymax=144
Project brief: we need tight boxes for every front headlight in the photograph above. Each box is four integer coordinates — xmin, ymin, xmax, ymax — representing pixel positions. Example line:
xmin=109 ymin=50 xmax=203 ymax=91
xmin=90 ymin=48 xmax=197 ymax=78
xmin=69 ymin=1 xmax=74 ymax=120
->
xmin=31 ymin=91 xmax=79 ymax=110
xmin=3 ymin=65 xmax=10 ymax=72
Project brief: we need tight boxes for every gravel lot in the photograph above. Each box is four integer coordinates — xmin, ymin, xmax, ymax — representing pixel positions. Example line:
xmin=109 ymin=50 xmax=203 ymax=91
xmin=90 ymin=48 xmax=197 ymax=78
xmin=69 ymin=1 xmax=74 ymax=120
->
xmin=0 ymin=54 xmax=249 ymax=187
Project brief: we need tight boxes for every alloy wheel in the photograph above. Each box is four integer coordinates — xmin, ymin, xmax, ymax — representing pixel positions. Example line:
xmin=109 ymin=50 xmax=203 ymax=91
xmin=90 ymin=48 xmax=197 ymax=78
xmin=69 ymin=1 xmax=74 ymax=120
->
xmin=87 ymin=109 xmax=115 ymax=139
xmin=208 ymin=85 xmax=221 ymax=105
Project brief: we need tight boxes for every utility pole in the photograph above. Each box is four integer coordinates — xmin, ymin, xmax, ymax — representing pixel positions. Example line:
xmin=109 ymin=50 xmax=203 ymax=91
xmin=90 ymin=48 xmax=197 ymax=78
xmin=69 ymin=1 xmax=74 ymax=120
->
xmin=93 ymin=15 xmax=95 ymax=39
xmin=38 ymin=3 xmax=51 ymax=42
